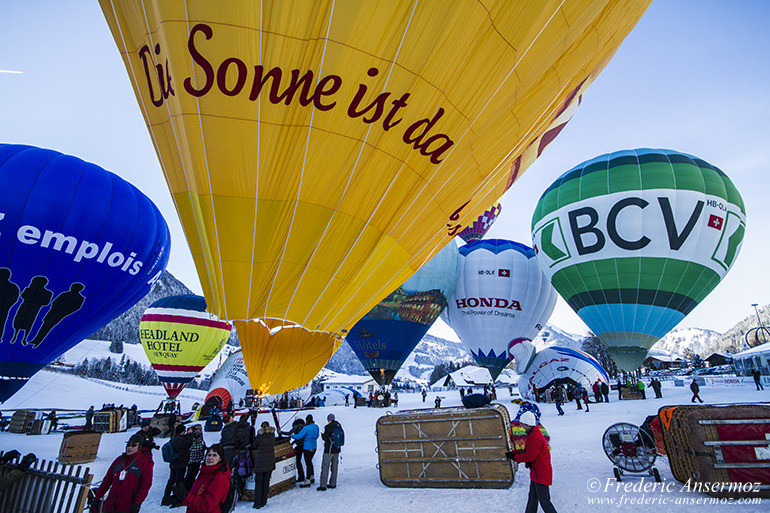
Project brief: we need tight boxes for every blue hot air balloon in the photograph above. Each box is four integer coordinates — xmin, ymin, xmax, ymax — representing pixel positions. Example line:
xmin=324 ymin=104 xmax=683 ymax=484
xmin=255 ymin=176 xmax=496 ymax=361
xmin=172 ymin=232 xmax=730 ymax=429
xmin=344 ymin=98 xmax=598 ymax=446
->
xmin=346 ymin=240 xmax=460 ymax=385
xmin=0 ymin=144 xmax=171 ymax=402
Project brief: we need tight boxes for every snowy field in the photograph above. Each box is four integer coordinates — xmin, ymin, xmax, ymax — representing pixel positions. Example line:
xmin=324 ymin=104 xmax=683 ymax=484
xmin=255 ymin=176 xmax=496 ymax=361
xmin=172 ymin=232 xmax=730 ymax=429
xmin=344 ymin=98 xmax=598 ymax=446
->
xmin=1 ymin=372 xmax=768 ymax=513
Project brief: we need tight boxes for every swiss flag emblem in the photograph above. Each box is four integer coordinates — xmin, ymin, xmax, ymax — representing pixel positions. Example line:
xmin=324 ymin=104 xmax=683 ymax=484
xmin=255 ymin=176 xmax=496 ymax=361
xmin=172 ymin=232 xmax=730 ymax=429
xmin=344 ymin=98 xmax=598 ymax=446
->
xmin=708 ymin=214 xmax=723 ymax=230
xmin=499 ymin=269 xmax=510 ymax=277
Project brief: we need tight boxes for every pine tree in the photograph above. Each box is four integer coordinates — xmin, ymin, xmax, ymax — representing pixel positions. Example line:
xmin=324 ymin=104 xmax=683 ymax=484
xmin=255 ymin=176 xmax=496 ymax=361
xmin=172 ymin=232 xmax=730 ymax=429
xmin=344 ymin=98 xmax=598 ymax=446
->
xmin=109 ymin=338 xmax=123 ymax=354
xmin=581 ymin=332 xmax=619 ymax=377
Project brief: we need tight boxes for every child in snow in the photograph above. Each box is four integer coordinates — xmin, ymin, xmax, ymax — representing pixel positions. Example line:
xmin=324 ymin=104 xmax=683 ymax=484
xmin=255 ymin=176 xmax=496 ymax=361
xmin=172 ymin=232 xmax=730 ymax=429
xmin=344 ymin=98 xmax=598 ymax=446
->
xmin=506 ymin=411 xmax=557 ymax=513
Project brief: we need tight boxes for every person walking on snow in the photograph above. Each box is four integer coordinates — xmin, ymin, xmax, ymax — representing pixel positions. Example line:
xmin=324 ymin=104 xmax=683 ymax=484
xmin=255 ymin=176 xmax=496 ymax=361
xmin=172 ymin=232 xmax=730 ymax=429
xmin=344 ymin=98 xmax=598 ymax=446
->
xmin=753 ymin=370 xmax=764 ymax=391
xmin=317 ymin=414 xmax=343 ymax=491
xmin=650 ymin=378 xmax=663 ymax=398
xmin=580 ymin=386 xmax=590 ymax=412
xmin=600 ymin=381 xmax=610 ymax=403
xmin=553 ymin=385 xmax=564 ymax=416
xmin=291 ymin=414 xmax=319 ymax=487
xmin=506 ymin=411 xmax=557 ymax=513
xmin=690 ymin=379 xmax=704 ymax=403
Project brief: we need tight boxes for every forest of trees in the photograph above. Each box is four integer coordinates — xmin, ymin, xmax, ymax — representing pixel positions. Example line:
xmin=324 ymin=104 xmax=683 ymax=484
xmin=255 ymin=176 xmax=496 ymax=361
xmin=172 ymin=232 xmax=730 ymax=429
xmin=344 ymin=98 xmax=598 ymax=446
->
xmin=66 ymin=355 xmax=210 ymax=390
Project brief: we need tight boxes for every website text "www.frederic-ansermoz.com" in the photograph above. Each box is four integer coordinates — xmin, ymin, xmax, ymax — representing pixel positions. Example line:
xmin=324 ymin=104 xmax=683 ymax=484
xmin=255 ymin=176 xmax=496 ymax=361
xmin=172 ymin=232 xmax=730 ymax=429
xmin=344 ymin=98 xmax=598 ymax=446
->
xmin=585 ymin=478 xmax=763 ymax=508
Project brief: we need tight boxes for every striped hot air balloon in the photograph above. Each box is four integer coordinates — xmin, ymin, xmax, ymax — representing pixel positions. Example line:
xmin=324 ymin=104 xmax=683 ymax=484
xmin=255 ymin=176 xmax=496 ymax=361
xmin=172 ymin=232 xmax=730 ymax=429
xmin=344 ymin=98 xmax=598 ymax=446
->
xmin=140 ymin=295 xmax=232 ymax=398
xmin=532 ymin=149 xmax=746 ymax=371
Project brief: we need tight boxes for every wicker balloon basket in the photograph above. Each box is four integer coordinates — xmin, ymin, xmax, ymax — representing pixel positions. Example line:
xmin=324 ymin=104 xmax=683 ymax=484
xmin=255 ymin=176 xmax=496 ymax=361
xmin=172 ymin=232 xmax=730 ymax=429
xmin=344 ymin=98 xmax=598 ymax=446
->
xmin=658 ymin=404 xmax=770 ymax=498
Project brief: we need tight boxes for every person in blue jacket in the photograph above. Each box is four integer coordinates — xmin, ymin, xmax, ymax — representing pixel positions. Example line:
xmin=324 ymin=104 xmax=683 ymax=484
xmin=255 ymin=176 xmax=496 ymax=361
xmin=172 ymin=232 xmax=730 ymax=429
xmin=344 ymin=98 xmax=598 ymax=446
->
xmin=290 ymin=414 xmax=319 ymax=487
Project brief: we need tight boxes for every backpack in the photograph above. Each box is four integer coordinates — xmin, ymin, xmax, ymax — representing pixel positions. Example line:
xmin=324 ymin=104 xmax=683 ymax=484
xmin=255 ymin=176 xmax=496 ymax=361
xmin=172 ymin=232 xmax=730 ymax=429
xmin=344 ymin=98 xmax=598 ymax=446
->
xmin=219 ymin=476 xmax=235 ymax=513
xmin=161 ymin=439 xmax=180 ymax=463
xmin=232 ymin=450 xmax=253 ymax=478
xmin=331 ymin=424 xmax=344 ymax=449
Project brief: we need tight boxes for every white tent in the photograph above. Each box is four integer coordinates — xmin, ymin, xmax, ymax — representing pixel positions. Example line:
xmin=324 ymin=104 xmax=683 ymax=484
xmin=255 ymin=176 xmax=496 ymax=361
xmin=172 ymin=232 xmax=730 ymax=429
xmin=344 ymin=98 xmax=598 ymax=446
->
xmin=732 ymin=342 xmax=770 ymax=376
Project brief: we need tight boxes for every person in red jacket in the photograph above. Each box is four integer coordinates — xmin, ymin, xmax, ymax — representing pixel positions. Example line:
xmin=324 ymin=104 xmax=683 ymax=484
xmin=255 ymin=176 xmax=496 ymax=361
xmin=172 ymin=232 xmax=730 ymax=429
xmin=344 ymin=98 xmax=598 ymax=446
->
xmin=505 ymin=411 xmax=557 ymax=513
xmin=181 ymin=443 xmax=231 ymax=513
xmin=92 ymin=433 xmax=153 ymax=513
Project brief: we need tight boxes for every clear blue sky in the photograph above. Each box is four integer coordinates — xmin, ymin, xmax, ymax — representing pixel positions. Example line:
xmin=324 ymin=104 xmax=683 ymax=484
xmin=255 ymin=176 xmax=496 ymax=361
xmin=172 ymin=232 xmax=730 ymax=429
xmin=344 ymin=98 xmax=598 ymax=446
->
xmin=2 ymin=1 xmax=768 ymax=336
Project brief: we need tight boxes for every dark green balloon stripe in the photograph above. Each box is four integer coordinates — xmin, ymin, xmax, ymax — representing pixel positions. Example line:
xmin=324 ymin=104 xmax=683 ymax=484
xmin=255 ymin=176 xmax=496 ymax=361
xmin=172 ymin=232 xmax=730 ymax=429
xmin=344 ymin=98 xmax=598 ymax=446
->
xmin=550 ymin=258 xmax=721 ymax=304
xmin=532 ymin=151 xmax=744 ymax=227
xmin=566 ymin=288 xmax=698 ymax=314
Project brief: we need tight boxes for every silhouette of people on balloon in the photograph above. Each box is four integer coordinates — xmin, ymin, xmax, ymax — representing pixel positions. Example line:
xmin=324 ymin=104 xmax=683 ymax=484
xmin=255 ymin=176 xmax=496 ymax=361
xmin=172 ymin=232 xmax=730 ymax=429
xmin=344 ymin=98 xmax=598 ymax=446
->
xmin=28 ymin=283 xmax=86 ymax=348
xmin=0 ymin=268 xmax=20 ymax=336
xmin=11 ymin=276 xmax=53 ymax=345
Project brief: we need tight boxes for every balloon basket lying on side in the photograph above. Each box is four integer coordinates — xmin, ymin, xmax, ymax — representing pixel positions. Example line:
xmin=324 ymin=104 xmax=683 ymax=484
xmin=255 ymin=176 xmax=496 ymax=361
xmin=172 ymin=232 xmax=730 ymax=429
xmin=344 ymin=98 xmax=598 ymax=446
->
xmin=240 ymin=438 xmax=296 ymax=500
xmin=59 ymin=430 xmax=102 ymax=464
xmin=657 ymin=403 xmax=770 ymax=498
xmin=376 ymin=405 xmax=516 ymax=488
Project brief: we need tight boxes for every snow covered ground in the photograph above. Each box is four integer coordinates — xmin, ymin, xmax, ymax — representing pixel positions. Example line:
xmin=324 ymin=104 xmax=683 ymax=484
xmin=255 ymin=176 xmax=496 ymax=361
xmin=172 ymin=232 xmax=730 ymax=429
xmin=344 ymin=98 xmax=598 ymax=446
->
xmin=2 ymin=372 xmax=768 ymax=512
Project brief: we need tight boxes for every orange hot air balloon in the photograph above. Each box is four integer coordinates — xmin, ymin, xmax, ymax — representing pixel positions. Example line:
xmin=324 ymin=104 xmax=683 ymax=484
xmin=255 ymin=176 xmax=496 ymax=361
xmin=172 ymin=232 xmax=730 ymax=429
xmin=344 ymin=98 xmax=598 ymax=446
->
xmin=233 ymin=319 xmax=342 ymax=395
xmin=100 ymin=1 xmax=651 ymax=341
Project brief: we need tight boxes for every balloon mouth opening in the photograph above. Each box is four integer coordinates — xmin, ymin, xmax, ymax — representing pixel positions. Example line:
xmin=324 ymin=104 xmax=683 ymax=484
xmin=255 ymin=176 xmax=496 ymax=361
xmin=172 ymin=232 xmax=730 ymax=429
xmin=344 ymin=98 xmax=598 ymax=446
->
xmin=607 ymin=347 xmax=649 ymax=372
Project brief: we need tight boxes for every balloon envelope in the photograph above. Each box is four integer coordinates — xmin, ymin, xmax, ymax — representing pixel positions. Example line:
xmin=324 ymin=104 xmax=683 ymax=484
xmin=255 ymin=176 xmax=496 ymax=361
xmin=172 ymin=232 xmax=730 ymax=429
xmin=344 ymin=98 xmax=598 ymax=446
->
xmin=235 ymin=319 xmax=342 ymax=396
xmin=443 ymin=239 xmax=557 ymax=379
xmin=0 ymin=144 xmax=170 ymax=402
xmin=532 ymin=149 xmax=746 ymax=371
xmin=518 ymin=346 xmax=609 ymax=401
xmin=100 ymin=0 xmax=650 ymax=335
xmin=458 ymin=202 xmax=502 ymax=243
xmin=205 ymin=349 xmax=249 ymax=410
xmin=140 ymin=294 xmax=232 ymax=398
xmin=347 ymin=240 xmax=459 ymax=385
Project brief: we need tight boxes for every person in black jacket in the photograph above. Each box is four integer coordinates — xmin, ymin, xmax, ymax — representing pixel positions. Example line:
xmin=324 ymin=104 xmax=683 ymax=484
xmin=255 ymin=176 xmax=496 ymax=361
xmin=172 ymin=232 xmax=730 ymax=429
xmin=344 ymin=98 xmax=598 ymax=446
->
xmin=136 ymin=419 xmax=162 ymax=460
xmin=220 ymin=414 xmax=239 ymax=465
xmin=251 ymin=422 xmax=276 ymax=509
xmin=283 ymin=418 xmax=306 ymax=484
xmin=162 ymin=424 xmax=193 ymax=507
xmin=690 ymin=379 xmax=704 ymax=403
xmin=317 ymin=414 xmax=342 ymax=491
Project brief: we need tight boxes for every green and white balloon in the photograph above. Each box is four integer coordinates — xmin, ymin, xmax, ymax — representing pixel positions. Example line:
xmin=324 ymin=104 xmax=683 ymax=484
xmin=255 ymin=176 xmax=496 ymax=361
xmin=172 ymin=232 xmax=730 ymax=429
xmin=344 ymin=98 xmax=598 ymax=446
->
xmin=531 ymin=149 xmax=745 ymax=371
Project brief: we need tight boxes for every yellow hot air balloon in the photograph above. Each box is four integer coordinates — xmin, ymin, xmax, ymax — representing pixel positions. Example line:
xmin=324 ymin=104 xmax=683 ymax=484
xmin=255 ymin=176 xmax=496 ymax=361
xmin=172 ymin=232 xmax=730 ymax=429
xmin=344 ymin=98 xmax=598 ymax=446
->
xmin=233 ymin=319 xmax=342 ymax=396
xmin=103 ymin=1 xmax=652 ymax=394
xmin=100 ymin=1 xmax=651 ymax=341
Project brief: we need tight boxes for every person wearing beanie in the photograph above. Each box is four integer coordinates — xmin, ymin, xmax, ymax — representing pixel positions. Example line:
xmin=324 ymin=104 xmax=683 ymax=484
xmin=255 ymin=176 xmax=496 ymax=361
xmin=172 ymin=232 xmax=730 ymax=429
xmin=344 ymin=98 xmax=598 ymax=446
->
xmin=506 ymin=412 xmax=557 ymax=513
xmin=291 ymin=414 xmax=319 ymax=487
xmin=317 ymin=413 xmax=344 ymax=491
xmin=92 ymin=434 xmax=153 ymax=513
xmin=161 ymin=424 xmax=193 ymax=507
xmin=135 ymin=418 xmax=162 ymax=459
xmin=184 ymin=424 xmax=207 ymax=490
